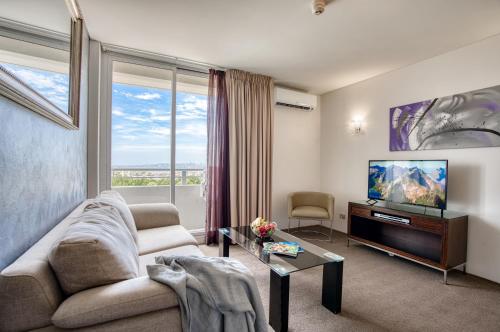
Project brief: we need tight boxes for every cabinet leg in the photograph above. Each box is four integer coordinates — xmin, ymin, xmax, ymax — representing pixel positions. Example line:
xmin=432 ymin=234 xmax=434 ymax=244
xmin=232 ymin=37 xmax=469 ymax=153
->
xmin=463 ymin=264 xmax=467 ymax=274
xmin=443 ymin=270 xmax=447 ymax=285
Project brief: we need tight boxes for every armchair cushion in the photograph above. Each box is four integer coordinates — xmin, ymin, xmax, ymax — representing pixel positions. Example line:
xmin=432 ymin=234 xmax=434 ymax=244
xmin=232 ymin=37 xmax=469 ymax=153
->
xmin=137 ymin=225 xmax=198 ymax=255
xmin=288 ymin=192 xmax=334 ymax=220
xmin=129 ymin=203 xmax=180 ymax=230
xmin=51 ymin=277 xmax=178 ymax=329
xmin=291 ymin=206 xmax=330 ymax=219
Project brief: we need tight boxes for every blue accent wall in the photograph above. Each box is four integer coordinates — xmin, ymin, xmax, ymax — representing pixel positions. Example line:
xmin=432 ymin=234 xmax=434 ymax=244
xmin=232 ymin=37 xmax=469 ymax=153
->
xmin=0 ymin=28 xmax=89 ymax=270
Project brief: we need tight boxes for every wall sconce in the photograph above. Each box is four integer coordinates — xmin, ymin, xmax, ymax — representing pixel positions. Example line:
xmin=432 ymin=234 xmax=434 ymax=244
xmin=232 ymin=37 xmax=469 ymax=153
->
xmin=351 ymin=117 xmax=364 ymax=135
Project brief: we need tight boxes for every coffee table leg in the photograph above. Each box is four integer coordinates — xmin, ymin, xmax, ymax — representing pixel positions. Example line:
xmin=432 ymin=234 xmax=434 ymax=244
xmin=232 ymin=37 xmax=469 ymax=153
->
xmin=269 ymin=270 xmax=289 ymax=332
xmin=322 ymin=260 xmax=343 ymax=314
xmin=219 ymin=233 xmax=230 ymax=257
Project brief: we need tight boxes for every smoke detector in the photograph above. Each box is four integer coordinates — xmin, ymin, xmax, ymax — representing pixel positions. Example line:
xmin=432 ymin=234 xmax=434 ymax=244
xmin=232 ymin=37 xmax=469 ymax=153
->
xmin=312 ymin=0 xmax=326 ymax=15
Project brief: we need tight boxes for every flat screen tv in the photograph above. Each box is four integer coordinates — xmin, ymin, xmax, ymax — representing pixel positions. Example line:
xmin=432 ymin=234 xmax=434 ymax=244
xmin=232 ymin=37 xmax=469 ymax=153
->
xmin=368 ymin=160 xmax=448 ymax=210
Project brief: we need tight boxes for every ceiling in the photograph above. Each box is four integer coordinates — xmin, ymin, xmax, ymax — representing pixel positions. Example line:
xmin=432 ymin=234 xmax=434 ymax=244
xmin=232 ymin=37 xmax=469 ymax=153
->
xmin=6 ymin=0 xmax=500 ymax=94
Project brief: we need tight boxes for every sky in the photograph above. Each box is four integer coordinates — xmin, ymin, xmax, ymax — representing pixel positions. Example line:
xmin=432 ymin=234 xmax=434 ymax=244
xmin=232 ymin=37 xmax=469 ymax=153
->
xmin=370 ymin=160 xmax=447 ymax=174
xmin=111 ymin=82 xmax=207 ymax=167
xmin=1 ymin=63 xmax=69 ymax=111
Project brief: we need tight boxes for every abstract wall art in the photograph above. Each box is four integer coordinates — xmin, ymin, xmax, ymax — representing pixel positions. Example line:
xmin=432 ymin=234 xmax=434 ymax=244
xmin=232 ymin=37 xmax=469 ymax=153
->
xmin=390 ymin=85 xmax=500 ymax=151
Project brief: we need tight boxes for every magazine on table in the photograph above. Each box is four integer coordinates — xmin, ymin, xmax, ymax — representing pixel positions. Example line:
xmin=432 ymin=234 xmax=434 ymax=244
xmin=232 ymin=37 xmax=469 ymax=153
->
xmin=263 ymin=241 xmax=304 ymax=257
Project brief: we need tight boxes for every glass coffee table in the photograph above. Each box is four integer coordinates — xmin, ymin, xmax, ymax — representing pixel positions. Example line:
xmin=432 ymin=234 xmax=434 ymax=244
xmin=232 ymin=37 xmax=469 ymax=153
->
xmin=219 ymin=226 xmax=344 ymax=332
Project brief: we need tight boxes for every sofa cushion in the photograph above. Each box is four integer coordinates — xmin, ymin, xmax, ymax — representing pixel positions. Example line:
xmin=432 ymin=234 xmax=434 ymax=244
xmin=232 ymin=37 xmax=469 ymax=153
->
xmin=84 ymin=191 xmax=139 ymax=245
xmin=138 ymin=245 xmax=204 ymax=276
xmin=51 ymin=276 xmax=178 ymax=329
xmin=100 ymin=190 xmax=127 ymax=203
xmin=291 ymin=205 xmax=330 ymax=219
xmin=48 ymin=206 xmax=139 ymax=294
xmin=137 ymin=225 xmax=198 ymax=255
xmin=129 ymin=203 xmax=180 ymax=230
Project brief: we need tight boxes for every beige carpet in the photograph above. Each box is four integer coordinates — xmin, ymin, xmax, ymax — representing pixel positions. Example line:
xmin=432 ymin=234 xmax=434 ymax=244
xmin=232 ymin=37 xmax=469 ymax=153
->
xmin=200 ymin=226 xmax=500 ymax=332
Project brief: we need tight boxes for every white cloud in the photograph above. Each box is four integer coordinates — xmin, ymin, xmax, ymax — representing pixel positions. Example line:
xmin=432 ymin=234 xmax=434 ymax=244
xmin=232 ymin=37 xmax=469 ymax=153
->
xmin=112 ymin=108 xmax=125 ymax=116
xmin=176 ymin=96 xmax=207 ymax=121
xmin=120 ymin=135 xmax=138 ymax=141
xmin=125 ymin=115 xmax=151 ymax=122
xmin=149 ymin=127 xmax=171 ymax=136
xmin=134 ymin=92 xmax=161 ymax=100
xmin=151 ymin=115 xmax=170 ymax=121
xmin=177 ymin=123 xmax=206 ymax=137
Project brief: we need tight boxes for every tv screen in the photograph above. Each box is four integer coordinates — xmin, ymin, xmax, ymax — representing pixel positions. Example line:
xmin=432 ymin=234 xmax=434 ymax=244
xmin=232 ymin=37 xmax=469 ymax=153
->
xmin=368 ymin=160 xmax=448 ymax=209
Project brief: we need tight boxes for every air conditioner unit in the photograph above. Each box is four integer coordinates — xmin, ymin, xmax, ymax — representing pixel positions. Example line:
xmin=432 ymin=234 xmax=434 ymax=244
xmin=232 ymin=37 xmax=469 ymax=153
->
xmin=275 ymin=87 xmax=317 ymax=111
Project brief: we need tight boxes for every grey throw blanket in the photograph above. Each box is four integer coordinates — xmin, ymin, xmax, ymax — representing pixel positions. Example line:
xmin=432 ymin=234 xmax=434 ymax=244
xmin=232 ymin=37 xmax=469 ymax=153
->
xmin=147 ymin=255 xmax=267 ymax=332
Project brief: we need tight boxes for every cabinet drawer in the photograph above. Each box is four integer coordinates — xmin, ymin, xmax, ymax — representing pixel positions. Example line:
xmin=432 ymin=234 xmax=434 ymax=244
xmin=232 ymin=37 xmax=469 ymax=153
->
xmin=411 ymin=216 xmax=444 ymax=234
xmin=350 ymin=206 xmax=371 ymax=218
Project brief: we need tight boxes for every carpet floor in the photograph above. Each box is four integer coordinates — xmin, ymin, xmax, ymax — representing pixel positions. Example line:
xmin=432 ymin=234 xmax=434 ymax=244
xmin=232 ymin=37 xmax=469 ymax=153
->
xmin=200 ymin=226 xmax=500 ymax=332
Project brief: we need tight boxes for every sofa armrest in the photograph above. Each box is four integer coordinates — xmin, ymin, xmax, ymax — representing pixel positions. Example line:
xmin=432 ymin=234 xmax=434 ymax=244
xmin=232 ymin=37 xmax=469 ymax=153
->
xmin=52 ymin=277 xmax=178 ymax=329
xmin=129 ymin=203 xmax=180 ymax=230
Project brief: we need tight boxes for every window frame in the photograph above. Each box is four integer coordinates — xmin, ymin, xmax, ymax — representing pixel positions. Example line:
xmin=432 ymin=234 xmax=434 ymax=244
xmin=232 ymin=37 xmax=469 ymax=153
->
xmin=100 ymin=47 xmax=209 ymax=204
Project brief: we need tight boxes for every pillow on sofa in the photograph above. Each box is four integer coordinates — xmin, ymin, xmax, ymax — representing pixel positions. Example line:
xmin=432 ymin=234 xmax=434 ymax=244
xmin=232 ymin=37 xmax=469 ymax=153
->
xmin=84 ymin=190 xmax=139 ymax=245
xmin=48 ymin=205 xmax=139 ymax=294
xmin=100 ymin=190 xmax=127 ymax=203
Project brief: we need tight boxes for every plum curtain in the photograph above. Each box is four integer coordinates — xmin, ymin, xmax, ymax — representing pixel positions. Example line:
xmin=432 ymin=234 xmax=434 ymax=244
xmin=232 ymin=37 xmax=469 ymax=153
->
xmin=226 ymin=69 xmax=274 ymax=227
xmin=205 ymin=69 xmax=230 ymax=245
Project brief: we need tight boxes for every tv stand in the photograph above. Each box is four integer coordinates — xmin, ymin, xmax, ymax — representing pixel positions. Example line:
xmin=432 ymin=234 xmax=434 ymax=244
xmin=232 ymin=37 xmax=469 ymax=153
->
xmin=348 ymin=201 xmax=468 ymax=284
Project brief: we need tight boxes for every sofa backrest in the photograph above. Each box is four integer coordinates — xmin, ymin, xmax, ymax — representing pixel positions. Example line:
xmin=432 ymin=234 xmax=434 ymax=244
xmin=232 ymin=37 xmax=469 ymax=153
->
xmin=0 ymin=201 xmax=86 ymax=332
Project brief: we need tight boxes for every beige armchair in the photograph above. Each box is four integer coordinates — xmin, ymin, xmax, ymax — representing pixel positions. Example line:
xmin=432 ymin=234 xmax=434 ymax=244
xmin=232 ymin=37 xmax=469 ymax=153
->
xmin=288 ymin=191 xmax=335 ymax=242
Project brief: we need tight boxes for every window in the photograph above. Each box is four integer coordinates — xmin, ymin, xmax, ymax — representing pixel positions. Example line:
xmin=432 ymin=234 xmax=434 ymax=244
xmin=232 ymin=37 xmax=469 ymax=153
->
xmin=108 ymin=59 xmax=208 ymax=230
xmin=175 ymin=73 xmax=208 ymax=230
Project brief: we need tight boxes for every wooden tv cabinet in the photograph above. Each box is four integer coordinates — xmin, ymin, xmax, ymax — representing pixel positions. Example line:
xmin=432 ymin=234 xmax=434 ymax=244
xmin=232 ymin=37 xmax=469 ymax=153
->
xmin=347 ymin=201 xmax=468 ymax=283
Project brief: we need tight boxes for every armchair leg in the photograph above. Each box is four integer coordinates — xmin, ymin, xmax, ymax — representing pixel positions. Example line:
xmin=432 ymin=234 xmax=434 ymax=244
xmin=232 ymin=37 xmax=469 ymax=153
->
xmin=329 ymin=219 xmax=334 ymax=242
xmin=298 ymin=219 xmax=301 ymax=231
xmin=288 ymin=218 xmax=291 ymax=233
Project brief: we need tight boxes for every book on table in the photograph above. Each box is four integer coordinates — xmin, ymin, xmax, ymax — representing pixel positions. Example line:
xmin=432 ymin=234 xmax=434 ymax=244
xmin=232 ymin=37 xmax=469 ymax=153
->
xmin=263 ymin=241 xmax=303 ymax=257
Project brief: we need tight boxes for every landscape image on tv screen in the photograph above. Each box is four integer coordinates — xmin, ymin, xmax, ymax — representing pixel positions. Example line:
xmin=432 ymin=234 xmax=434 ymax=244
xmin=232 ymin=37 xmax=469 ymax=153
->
xmin=368 ymin=160 xmax=447 ymax=209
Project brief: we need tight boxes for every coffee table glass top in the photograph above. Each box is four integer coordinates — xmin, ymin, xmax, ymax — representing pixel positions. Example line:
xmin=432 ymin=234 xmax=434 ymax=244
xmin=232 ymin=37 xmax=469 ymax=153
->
xmin=219 ymin=226 xmax=344 ymax=276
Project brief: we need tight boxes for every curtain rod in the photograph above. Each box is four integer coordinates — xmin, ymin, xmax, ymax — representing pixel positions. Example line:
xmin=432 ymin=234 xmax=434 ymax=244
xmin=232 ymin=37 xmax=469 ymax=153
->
xmin=100 ymin=43 xmax=226 ymax=74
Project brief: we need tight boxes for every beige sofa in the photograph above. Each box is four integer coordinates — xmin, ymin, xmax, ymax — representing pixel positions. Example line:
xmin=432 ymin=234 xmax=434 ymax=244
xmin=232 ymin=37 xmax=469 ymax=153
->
xmin=0 ymin=197 xmax=203 ymax=332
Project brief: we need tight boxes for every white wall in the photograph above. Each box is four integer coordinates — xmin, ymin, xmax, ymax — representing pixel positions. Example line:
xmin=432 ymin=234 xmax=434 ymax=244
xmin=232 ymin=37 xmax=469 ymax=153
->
xmin=272 ymin=100 xmax=321 ymax=229
xmin=320 ymin=34 xmax=500 ymax=283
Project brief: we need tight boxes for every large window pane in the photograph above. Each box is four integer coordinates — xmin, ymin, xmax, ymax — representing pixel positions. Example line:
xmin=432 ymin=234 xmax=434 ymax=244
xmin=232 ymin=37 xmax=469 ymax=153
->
xmin=111 ymin=61 xmax=173 ymax=204
xmin=175 ymin=73 xmax=208 ymax=230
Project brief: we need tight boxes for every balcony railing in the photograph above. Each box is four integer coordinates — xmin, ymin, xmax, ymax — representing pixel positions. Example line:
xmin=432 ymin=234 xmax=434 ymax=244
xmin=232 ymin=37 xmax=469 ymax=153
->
xmin=111 ymin=168 xmax=205 ymax=230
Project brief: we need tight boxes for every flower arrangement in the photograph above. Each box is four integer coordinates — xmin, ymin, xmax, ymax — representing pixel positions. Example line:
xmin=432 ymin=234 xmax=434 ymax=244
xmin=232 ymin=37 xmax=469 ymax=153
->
xmin=251 ymin=217 xmax=277 ymax=239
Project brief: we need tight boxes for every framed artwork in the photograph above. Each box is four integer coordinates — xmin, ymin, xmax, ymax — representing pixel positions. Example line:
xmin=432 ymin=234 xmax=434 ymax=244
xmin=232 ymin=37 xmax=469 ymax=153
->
xmin=390 ymin=85 xmax=500 ymax=151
